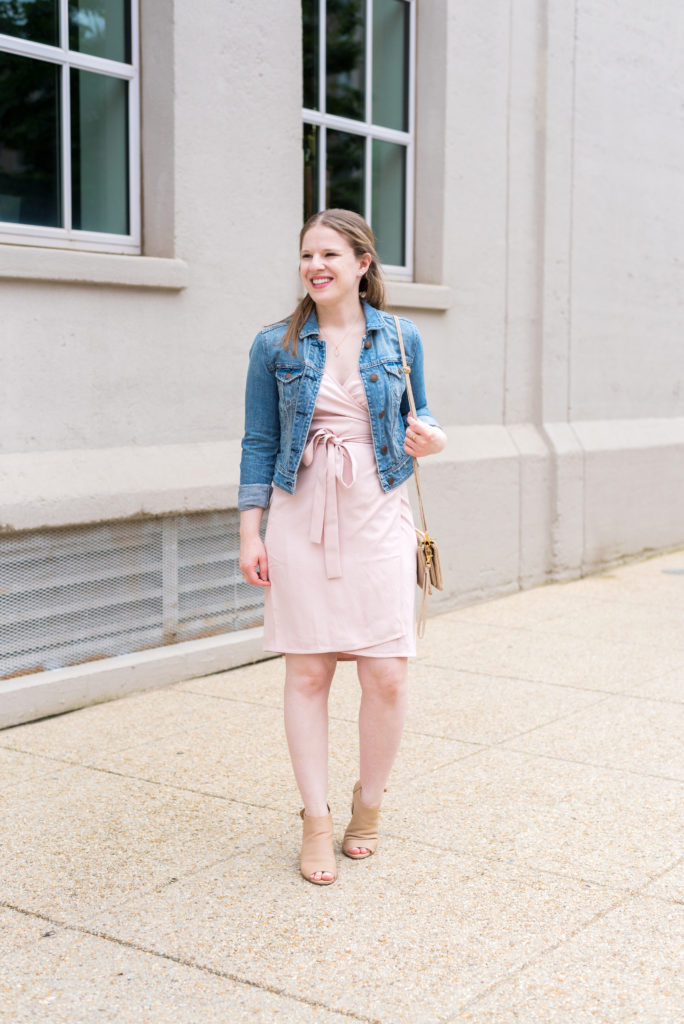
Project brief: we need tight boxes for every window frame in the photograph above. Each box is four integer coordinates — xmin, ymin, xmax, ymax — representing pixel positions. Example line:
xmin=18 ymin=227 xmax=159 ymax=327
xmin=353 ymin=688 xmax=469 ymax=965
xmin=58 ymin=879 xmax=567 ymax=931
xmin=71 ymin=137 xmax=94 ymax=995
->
xmin=0 ymin=0 xmax=140 ymax=254
xmin=302 ymin=0 xmax=415 ymax=280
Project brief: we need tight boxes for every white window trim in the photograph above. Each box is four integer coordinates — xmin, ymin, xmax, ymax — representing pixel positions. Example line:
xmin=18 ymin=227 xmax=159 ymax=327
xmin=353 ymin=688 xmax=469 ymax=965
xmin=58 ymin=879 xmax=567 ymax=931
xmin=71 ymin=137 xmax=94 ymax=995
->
xmin=0 ymin=0 xmax=140 ymax=254
xmin=303 ymin=0 xmax=415 ymax=280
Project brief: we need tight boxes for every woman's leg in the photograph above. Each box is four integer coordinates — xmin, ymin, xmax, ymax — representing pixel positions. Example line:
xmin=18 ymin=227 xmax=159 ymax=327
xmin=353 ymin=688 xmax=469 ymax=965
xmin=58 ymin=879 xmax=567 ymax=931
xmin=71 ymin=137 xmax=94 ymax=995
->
xmin=284 ymin=652 xmax=337 ymax=816
xmin=284 ymin=653 xmax=338 ymax=884
xmin=349 ymin=656 xmax=408 ymax=855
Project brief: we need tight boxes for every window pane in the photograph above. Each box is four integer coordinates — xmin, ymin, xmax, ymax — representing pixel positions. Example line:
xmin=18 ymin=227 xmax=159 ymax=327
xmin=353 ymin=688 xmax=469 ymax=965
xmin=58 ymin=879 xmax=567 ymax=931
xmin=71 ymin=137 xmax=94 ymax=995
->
xmin=303 ymin=122 xmax=319 ymax=220
xmin=0 ymin=0 xmax=58 ymax=46
xmin=326 ymin=0 xmax=364 ymax=121
xmin=326 ymin=128 xmax=364 ymax=213
xmin=0 ymin=52 xmax=61 ymax=227
xmin=371 ymin=139 xmax=405 ymax=265
xmin=69 ymin=0 xmax=131 ymax=63
xmin=302 ymin=0 xmax=319 ymax=109
xmin=372 ymin=0 xmax=409 ymax=131
xmin=71 ymin=69 xmax=128 ymax=234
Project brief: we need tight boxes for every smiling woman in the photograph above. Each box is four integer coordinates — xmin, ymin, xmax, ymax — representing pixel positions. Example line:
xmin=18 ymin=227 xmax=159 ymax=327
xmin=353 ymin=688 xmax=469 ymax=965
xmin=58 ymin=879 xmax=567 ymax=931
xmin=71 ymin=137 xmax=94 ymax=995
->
xmin=238 ymin=208 xmax=446 ymax=887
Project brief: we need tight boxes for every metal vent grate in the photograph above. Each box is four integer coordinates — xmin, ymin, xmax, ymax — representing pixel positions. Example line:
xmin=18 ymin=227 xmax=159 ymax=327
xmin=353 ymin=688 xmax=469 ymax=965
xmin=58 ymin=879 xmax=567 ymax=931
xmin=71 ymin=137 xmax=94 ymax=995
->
xmin=0 ymin=510 xmax=265 ymax=680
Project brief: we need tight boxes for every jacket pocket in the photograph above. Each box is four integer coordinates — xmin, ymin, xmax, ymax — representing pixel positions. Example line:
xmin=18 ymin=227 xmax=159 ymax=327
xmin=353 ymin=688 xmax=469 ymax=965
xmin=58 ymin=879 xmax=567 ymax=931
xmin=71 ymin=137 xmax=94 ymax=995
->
xmin=274 ymin=365 xmax=305 ymax=469
xmin=381 ymin=362 xmax=407 ymax=456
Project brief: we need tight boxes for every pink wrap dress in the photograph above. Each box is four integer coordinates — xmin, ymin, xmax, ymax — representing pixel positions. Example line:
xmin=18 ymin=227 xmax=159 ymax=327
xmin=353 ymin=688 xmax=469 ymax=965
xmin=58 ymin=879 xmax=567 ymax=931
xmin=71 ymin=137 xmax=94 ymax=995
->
xmin=263 ymin=367 xmax=417 ymax=657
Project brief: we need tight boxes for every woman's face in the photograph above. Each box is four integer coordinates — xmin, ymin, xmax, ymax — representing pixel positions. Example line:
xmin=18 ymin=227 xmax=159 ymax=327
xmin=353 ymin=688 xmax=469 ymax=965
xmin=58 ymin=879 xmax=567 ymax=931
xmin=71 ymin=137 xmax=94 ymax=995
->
xmin=300 ymin=225 xmax=371 ymax=308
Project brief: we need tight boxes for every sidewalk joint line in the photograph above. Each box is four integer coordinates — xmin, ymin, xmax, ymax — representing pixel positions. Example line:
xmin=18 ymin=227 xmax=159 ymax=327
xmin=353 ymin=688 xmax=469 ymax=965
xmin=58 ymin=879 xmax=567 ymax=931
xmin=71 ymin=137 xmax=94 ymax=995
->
xmin=0 ymin=899 xmax=378 ymax=1024
xmin=449 ymin=890 xmax=632 ymax=1018
xmin=496 ymin=747 xmax=684 ymax=784
xmin=452 ymin=849 xmax=684 ymax=1016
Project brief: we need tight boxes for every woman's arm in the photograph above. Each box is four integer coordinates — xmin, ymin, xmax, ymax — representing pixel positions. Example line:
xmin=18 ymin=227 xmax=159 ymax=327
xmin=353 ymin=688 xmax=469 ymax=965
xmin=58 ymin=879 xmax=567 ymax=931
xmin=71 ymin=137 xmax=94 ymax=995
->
xmin=239 ymin=507 xmax=270 ymax=587
xmin=238 ymin=332 xmax=280 ymax=511
xmin=398 ymin=320 xmax=446 ymax=457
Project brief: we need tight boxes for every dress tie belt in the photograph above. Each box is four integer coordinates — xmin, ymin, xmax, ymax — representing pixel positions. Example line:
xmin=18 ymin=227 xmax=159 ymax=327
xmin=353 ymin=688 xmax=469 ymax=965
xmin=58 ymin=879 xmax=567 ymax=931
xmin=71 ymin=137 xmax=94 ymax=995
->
xmin=301 ymin=427 xmax=369 ymax=579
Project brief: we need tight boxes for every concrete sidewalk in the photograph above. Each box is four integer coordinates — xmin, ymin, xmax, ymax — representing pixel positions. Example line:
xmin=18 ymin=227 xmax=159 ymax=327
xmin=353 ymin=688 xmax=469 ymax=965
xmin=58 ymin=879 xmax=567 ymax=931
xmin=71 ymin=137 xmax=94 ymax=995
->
xmin=1 ymin=551 xmax=683 ymax=1023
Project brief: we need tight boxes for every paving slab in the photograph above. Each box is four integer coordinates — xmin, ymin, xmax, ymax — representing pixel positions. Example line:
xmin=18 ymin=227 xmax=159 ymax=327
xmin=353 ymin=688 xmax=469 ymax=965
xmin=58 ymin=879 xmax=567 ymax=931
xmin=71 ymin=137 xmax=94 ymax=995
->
xmin=526 ymin=599 xmax=684 ymax=651
xmin=450 ymin=895 xmax=684 ymax=1024
xmin=0 ymin=907 xmax=355 ymax=1024
xmin=429 ymin=628 xmax=684 ymax=693
xmin=94 ymin=696 xmax=475 ymax=813
xmin=0 ymin=686 xmax=208 ymax=763
xmin=501 ymin=694 xmax=684 ymax=779
xmin=90 ymin=838 xmax=618 ymax=1024
xmin=382 ymin=749 xmax=684 ymax=889
xmin=0 ymin=765 xmax=283 ymax=920
xmin=2 ymin=747 xmax=68 ymax=792
xmin=626 ymin=663 xmax=684 ymax=703
xmin=640 ymin=857 xmax=684 ymax=903
xmin=404 ymin=664 xmax=609 ymax=745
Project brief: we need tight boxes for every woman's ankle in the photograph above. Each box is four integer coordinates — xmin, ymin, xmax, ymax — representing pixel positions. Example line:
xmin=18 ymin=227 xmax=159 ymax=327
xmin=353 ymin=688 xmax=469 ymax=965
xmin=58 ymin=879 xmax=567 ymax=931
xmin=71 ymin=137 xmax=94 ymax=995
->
xmin=303 ymin=802 xmax=330 ymax=819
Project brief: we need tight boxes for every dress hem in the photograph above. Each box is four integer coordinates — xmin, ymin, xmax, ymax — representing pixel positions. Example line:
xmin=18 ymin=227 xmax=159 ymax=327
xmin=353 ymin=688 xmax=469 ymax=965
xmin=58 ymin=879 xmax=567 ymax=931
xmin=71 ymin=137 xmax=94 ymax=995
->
xmin=263 ymin=646 xmax=416 ymax=659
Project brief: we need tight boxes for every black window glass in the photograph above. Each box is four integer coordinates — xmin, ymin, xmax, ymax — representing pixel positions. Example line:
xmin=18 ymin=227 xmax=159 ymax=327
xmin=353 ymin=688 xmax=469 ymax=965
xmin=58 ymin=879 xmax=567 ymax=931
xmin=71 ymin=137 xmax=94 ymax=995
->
xmin=0 ymin=51 xmax=61 ymax=227
xmin=0 ymin=0 xmax=59 ymax=46
xmin=326 ymin=0 xmax=364 ymax=121
xmin=303 ymin=122 xmax=319 ymax=220
xmin=302 ymin=0 xmax=319 ymax=109
xmin=68 ymin=0 xmax=131 ymax=64
xmin=326 ymin=129 xmax=364 ymax=213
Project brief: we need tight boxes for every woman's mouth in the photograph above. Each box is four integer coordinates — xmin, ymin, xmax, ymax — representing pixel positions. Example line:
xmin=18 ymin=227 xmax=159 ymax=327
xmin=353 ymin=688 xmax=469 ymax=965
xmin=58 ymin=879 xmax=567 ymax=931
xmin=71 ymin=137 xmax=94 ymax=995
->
xmin=310 ymin=276 xmax=333 ymax=289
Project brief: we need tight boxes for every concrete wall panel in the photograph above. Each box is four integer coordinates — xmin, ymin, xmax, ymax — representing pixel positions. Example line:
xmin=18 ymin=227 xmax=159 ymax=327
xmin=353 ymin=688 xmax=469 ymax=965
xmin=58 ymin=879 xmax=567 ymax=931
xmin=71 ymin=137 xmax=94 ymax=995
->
xmin=570 ymin=0 xmax=684 ymax=421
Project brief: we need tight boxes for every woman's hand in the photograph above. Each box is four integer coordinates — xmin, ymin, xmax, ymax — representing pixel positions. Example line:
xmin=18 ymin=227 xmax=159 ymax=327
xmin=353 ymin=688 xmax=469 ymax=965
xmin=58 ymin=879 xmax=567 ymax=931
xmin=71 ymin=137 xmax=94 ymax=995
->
xmin=404 ymin=415 xmax=447 ymax=457
xmin=239 ymin=509 xmax=271 ymax=587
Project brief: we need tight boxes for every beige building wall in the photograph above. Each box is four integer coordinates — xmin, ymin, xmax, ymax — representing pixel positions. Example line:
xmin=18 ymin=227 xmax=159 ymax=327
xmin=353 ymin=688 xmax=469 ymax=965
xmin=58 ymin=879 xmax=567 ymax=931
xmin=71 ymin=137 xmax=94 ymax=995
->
xmin=2 ymin=0 xmax=683 ymax=724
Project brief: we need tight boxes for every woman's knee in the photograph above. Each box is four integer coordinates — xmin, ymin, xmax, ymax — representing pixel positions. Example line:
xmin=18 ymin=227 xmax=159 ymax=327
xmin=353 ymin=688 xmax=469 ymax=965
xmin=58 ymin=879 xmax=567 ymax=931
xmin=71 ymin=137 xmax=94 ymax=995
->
xmin=285 ymin=654 xmax=335 ymax=698
xmin=359 ymin=659 xmax=407 ymax=703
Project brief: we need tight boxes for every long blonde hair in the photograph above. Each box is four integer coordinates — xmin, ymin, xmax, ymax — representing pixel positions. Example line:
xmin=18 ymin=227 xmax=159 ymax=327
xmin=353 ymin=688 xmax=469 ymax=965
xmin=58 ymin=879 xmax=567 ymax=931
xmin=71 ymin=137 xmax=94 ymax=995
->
xmin=281 ymin=209 xmax=385 ymax=355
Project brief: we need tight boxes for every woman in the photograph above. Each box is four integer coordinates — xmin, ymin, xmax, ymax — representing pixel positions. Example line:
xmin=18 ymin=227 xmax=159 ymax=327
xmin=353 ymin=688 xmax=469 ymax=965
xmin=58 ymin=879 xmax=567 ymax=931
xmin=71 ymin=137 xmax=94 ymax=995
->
xmin=239 ymin=209 xmax=446 ymax=885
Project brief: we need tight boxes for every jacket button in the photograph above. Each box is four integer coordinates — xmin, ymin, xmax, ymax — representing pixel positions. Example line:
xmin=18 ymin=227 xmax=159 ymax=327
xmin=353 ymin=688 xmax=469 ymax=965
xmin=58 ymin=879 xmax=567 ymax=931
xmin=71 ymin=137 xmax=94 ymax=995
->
xmin=378 ymin=409 xmax=385 ymax=419
xmin=364 ymin=339 xmax=372 ymax=349
xmin=285 ymin=372 xmax=291 ymax=380
xmin=369 ymin=372 xmax=378 ymax=382
xmin=381 ymin=445 xmax=388 ymax=455
xmin=387 ymin=476 xmax=395 ymax=485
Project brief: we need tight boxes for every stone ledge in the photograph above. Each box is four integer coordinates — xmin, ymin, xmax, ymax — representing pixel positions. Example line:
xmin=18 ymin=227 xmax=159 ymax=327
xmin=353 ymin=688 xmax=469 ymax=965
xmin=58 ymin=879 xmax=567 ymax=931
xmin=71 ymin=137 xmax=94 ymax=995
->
xmin=0 ymin=244 xmax=188 ymax=290
xmin=0 ymin=440 xmax=241 ymax=532
xmin=0 ymin=629 xmax=275 ymax=730
xmin=385 ymin=281 xmax=454 ymax=309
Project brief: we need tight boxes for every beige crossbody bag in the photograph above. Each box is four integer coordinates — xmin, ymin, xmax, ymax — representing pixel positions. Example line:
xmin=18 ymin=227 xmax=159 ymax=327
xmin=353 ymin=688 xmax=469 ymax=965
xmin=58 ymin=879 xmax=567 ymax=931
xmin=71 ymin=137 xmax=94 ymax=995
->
xmin=393 ymin=315 xmax=444 ymax=636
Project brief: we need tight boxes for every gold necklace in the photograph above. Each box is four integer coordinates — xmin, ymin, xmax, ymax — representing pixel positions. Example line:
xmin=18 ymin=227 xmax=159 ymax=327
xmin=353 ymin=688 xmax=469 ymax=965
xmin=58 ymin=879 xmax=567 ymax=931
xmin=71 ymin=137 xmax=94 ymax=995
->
xmin=325 ymin=317 xmax=365 ymax=357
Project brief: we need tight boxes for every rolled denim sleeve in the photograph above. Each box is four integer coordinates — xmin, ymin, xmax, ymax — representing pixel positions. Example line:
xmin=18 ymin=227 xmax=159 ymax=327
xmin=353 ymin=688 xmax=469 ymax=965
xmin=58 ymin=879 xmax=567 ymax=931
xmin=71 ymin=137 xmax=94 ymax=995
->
xmin=399 ymin=320 xmax=441 ymax=430
xmin=238 ymin=332 xmax=280 ymax=510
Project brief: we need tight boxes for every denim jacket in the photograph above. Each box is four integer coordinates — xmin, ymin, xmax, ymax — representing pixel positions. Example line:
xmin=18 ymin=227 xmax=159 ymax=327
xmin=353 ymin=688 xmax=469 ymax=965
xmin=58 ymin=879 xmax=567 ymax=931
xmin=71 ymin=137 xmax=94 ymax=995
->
xmin=238 ymin=301 xmax=440 ymax=510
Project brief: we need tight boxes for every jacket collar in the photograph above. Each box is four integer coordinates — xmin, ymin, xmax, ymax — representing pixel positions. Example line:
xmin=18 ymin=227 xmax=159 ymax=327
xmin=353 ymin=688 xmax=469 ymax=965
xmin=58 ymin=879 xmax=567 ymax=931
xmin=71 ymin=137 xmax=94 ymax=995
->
xmin=298 ymin=300 xmax=384 ymax=339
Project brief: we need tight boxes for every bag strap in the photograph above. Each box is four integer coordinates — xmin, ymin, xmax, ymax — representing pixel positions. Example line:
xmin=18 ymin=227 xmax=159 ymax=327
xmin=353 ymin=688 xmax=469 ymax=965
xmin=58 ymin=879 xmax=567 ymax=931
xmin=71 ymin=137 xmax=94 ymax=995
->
xmin=393 ymin=315 xmax=429 ymax=538
xmin=394 ymin=315 xmax=435 ymax=638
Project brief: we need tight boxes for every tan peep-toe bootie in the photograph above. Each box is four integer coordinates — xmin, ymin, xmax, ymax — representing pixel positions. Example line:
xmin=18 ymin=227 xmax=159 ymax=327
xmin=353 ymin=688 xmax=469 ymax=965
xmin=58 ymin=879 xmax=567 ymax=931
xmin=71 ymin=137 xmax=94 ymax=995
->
xmin=299 ymin=808 xmax=337 ymax=885
xmin=342 ymin=781 xmax=383 ymax=860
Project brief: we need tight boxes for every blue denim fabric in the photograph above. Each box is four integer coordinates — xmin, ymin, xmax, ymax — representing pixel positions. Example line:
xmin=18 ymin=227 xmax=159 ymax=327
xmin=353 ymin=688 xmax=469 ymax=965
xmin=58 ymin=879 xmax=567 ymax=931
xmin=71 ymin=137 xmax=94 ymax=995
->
xmin=238 ymin=301 xmax=440 ymax=510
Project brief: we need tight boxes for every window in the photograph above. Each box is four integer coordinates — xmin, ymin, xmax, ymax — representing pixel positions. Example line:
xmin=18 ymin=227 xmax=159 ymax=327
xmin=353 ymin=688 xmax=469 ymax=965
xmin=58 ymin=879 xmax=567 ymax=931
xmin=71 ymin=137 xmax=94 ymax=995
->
xmin=0 ymin=0 xmax=139 ymax=252
xmin=302 ymin=0 xmax=415 ymax=276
